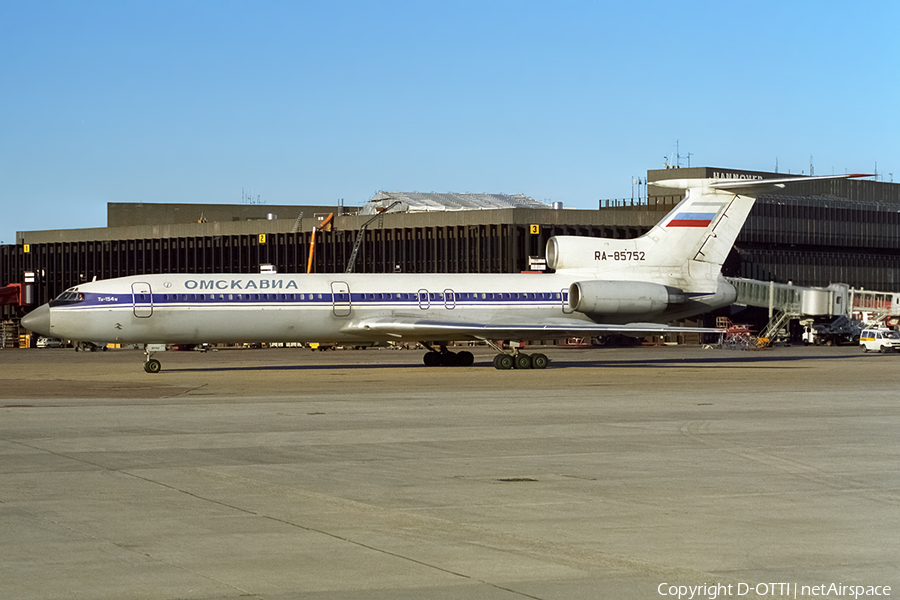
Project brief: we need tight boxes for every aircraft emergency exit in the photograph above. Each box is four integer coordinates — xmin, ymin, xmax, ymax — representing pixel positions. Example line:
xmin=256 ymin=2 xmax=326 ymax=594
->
xmin=22 ymin=174 xmax=868 ymax=372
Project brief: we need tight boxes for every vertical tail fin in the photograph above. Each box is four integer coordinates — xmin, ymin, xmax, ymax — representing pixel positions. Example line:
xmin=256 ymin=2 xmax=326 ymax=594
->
xmin=547 ymin=174 xmax=871 ymax=274
xmin=648 ymin=173 xmax=872 ymax=269
xmin=643 ymin=181 xmax=755 ymax=269
xmin=545 ymin=181 xmax=752 ymax=273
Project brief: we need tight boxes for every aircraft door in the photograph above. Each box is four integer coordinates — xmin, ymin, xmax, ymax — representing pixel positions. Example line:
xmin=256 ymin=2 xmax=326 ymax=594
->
xmin=560 ymin=288 xmax=574 ymax=314
xmin=331 ymin=281 xmax=351 ymax=317
xmin=417 ymin=289 xmax=430 ymax=310
xmin=443 ymin=289 xmax=456 ymax=310
xmin=132 ymin=282 xmax=153 ymax=318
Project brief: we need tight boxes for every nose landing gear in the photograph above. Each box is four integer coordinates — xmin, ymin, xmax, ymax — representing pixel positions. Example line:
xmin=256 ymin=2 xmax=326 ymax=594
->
xmin=143 ymin=345 xmax=164 ymax=373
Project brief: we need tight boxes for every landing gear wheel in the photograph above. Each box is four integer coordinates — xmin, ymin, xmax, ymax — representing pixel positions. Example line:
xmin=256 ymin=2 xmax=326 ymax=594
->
xmin=531 ymin=353 xmax=549 ymax=369
xmin=456 ymin=350 xmax=474 ymax=367
xmin=423 ymin=352 xmax=441 ymax=367
xmin=513 ymin=353 xmax=532 ymax=369
xmin=439 ymin=351 xmax=459 ymax=366
xmin=143 ymin=359 xmax=162 ymax=374
xmin=493 ymin=354 xmax=514 ymax=370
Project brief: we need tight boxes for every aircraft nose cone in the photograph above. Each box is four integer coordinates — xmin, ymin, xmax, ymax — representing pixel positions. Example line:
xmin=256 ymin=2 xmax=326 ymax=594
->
xmin=22 ymin=304 xmax=51 ymax=336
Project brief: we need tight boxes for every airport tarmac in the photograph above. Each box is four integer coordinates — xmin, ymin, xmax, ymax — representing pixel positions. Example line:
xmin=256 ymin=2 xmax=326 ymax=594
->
xmin=1 ymin=345 xmax=898 ymax=599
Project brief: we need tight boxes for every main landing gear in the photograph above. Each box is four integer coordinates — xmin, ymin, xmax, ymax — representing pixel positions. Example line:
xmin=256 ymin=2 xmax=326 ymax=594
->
xmin=421 ymin=344 xmax=475 ymax=367
xmin=491 ymin=351 xmax=548 ymax=370
xmin=420 ymin=342 xmax=550 ymax=370
xmin=485 ymin=339 xmax=548 ymax=370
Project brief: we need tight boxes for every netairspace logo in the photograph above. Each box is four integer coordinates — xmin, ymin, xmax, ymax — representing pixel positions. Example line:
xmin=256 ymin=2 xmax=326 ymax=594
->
xmin=658 ymin=582 xmax=892 ymax=599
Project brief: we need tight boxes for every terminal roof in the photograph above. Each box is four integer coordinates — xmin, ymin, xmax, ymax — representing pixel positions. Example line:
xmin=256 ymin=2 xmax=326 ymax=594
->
xmin=361 ymin=191 xmax=551 ymax=215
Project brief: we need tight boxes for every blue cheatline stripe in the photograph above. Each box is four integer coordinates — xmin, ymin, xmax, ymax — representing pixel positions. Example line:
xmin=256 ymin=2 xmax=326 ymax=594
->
xmin=73 ymin=290 xmax=571 ymax=309
xmin=61 ymin=288 xmax=720 ymax=313
xmin=672 ymin=212 xmax=717 ymax=221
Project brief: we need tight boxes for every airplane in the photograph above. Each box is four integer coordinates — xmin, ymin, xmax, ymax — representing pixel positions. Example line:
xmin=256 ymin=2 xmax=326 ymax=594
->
xmin=22 ymin=174 xmax=869 ymax=372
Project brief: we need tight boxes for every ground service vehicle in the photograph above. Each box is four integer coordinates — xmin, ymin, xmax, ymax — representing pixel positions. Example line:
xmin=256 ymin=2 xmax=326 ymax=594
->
xmin=859 ymin=329 xmax=900 ymax=353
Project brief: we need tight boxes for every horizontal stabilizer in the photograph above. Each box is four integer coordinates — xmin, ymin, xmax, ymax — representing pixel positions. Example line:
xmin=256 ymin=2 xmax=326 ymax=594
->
xmin=653 ymin=173 xmax=873 ymax=195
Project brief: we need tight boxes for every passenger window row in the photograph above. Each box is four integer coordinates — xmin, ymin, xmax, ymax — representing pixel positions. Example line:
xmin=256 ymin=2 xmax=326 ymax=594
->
xmin=129 ymin=292 xmax=566 ymax=302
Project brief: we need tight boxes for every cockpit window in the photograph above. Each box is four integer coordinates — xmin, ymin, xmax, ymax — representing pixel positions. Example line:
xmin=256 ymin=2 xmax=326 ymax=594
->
xmin=50 ymin=290 xmax=86 ymax=306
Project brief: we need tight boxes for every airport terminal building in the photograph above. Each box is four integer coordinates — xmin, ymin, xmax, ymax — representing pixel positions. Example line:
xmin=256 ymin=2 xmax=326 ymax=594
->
xmin=3 ymin=166 xmax=900 ymax=327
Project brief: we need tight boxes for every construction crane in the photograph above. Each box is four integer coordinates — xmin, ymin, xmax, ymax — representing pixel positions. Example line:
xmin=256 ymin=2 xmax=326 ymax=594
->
xmin=306 ymin=213 xmax=334 ymax=274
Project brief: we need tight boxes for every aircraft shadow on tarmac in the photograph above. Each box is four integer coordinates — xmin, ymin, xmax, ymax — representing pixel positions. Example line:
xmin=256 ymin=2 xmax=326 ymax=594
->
xmin=549 ymin=353 xmax=863 ymax=369
xmin=166 ymin=362 xmax=428 ymax=373
xmin=164 ymin=353 xmax=863 ymax=373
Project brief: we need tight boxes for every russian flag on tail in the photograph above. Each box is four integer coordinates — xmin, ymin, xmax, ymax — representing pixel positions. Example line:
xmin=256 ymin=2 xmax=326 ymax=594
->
xmin=667 ymin=212 xmax=717 ymax=227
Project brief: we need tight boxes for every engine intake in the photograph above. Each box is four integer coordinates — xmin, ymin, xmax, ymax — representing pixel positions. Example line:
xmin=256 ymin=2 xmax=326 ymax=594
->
xmin=568 ymin=281 xmax=684 ymax=315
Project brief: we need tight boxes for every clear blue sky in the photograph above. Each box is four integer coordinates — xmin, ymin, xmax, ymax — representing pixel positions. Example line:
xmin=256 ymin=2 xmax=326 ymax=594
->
xmin=2 ymin=0 xmax=898 ymax=244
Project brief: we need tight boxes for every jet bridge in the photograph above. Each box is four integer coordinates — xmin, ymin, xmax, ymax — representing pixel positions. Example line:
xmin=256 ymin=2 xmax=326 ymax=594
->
xmin=729 ymin=277 xmax=900 ymax=343
xmin=850 ymin=289 xmax=900 ymax=326
xmin=727 ymin=277 xmax=851 ymax=342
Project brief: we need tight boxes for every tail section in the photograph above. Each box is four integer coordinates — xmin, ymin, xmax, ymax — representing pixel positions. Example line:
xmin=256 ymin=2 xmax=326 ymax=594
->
xmin=547 ymin=174 xmax=871 ymax=278
xmin=546 ymin=179 xmax=751 ymax=277
xmin=552 ymin=173 xmax=872 ymax=323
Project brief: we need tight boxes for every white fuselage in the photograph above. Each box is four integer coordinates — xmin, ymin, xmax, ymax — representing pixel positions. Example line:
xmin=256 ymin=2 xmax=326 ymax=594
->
xmin=25 ymin=175 xmax=868 ymax=352
xmin=42 ymin=270 xmax=732 ymax=345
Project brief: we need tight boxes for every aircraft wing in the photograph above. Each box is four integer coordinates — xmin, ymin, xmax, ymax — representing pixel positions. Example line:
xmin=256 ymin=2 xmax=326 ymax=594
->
xmin=345 ymin=316 xmax=722 ymax=341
